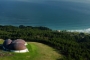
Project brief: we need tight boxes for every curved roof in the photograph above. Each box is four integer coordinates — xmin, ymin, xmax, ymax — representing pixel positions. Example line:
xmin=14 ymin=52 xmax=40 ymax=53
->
xmin=12 ymin=39 xmax=25 ymax=45
xmin=3 ymin=39 xmax=27 ymax=51
xmin=3 ymin=39 xmax=12 ymax=49
xmin=13 ymin=43 xmax=26 ymax=50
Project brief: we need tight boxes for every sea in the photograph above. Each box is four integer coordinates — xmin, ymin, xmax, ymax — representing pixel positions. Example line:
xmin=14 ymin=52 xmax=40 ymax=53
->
xmin=0 ymin=0 xmax=90 ymax=33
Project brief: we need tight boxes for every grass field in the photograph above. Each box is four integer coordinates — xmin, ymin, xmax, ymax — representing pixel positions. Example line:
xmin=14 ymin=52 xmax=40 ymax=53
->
xmin=0 ymin=39 xmax=61 ymax=60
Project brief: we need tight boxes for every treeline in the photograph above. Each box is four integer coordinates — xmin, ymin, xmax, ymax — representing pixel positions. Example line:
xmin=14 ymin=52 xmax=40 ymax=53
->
xmin=0 ymin=25 xmax=90 ymax=60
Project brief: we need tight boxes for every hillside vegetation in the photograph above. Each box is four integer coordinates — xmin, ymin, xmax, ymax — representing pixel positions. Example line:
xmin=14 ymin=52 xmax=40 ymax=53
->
xmin=0 ymin=39 xmax=61 ymax=60
xmin=0 ymin=25 xmax=90 ymax=60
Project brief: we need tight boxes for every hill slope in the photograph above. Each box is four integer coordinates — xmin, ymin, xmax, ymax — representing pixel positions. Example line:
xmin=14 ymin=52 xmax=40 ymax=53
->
xmin=0 ymin=40 xmax=61 ymax=60
xmin=29 ymin=42 xmax=61 ymax=60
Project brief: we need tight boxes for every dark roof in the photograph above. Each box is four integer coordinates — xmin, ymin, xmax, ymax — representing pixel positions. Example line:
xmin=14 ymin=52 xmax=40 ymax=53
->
xmin=3 ymin=39 xmax=12 ymax=49
xmin=3 ymin=39 xmax=27 ymax=50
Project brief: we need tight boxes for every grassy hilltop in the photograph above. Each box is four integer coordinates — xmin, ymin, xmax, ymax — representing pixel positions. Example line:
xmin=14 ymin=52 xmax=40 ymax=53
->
xmin=0 ymin=39 xmax=61 ymax=60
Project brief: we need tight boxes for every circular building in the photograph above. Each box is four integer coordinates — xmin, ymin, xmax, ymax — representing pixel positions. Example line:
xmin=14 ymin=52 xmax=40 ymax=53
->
xmin=10 ymin=43 xmax=29 ymax=53
xmin=12 ymin=39 xmax=27 ymax=45
xmin=3 ymin=39 xmax=29 ymax=53
xmin=3 ymin=39 xmax=12 ymax=50
xmin=13 ymin=43 xmax=26 ymax=50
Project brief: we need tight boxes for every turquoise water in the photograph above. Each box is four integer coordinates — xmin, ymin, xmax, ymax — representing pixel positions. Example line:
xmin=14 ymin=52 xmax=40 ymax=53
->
xmin=0 ymin=0 xmax=90 ymax=30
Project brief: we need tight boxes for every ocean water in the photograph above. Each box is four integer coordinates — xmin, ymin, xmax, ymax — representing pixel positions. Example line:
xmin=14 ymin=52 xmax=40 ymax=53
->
xmin=0 ymin=0 xmax=90 ymax=32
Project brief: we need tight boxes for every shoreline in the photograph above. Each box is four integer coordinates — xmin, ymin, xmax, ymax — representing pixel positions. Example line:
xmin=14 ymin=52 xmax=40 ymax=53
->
xmin=0 ymin=24 xmax=90 ymax=33
xmin=55 ymin=28 xmax=90 ymax=33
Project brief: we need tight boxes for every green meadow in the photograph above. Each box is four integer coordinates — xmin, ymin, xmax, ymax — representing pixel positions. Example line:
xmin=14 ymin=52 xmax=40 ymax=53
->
xmin=0 ymin=39 xmax=61 ymax=60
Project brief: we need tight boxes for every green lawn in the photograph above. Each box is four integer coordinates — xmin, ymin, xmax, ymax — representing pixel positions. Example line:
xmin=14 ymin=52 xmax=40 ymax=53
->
xmin=0 ymin=39 xmax=61 ymax=60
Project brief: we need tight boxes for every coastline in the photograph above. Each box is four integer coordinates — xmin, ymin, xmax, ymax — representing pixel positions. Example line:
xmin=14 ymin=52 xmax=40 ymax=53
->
xmin=55 ymin=28 xmax=90 ymax=33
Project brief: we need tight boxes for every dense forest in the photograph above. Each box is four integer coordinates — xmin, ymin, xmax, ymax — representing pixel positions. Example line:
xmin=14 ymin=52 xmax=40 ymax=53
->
xmin=0 ymin=25 xmax=90 ymax=60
